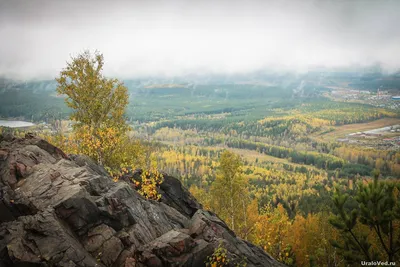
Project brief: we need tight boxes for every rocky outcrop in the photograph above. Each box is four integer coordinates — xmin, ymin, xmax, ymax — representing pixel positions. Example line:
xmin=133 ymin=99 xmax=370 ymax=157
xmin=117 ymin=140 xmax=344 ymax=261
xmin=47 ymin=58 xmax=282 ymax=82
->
xmin=0 ymin=134 xmax=285 ymax=267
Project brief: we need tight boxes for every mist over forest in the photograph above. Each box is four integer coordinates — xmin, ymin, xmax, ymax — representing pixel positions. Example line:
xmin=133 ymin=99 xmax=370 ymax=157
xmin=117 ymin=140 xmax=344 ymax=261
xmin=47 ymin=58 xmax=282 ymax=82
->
xmin=1 ymin=1 xmax=400 ymax=266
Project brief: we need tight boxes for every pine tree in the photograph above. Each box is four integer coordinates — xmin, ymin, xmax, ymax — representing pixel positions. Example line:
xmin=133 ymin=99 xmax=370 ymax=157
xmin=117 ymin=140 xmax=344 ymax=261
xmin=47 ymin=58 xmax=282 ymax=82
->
xmin=329 ymin=170 xmax=400 ymax=264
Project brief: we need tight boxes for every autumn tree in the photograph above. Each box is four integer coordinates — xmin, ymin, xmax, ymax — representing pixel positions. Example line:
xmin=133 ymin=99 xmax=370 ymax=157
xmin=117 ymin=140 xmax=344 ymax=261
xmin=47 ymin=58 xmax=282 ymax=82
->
xmin=210 ymin=150 xmax=249 ymax=233
xmin=250 ymin=203 xmax=295 ymax=266
xmin=329 ymin=171 xmax=400 ymax=264
xmin=289 ymin=212 xmax=341 ymax=267
xmin=53 ymin=50 xmax=162 ymax=199
xmin=56 ymin=50 xmax=129 ymax=165
xmin=190 ymin=185 xmax=211 ymax=210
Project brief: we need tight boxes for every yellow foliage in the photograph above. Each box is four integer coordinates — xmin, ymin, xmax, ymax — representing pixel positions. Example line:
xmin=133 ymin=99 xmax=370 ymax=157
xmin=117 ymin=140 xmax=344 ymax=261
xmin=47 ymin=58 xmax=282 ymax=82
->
xmin=49 ymin=50 xmax=162 ymax=200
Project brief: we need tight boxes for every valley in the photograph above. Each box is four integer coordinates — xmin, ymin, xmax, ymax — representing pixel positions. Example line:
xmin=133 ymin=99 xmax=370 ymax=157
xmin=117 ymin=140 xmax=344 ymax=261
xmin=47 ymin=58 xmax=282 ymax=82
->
xmin=1 ymin=72 xmax=400 ymax=266
xmin=2 ymin=0 xmax=400 ymax=265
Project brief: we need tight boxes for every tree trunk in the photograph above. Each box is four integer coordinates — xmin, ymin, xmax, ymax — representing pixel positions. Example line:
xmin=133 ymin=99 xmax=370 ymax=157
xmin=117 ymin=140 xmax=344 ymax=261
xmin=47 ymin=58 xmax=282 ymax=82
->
xmin=242 ymin=197 xmax=247 ymax=240
xmin=230 ymin=178 xmax=235 ymax=231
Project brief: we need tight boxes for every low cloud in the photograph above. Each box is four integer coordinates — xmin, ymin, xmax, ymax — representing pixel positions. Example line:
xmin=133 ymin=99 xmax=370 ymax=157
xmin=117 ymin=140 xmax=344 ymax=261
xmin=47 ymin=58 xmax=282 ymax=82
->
xmin=1 ymin=0 xmax=400 ymax=79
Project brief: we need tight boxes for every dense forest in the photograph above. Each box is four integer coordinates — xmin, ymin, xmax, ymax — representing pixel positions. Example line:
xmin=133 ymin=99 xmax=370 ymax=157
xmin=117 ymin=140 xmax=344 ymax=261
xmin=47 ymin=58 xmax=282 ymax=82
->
xmin=1 ymin=55 xmax=400 ymax=266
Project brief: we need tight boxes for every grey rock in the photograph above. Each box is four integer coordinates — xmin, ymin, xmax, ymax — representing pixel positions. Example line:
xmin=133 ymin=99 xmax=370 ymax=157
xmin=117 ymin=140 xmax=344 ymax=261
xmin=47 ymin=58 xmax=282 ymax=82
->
xmin=0 ymin=136 xmax=285 ymax=267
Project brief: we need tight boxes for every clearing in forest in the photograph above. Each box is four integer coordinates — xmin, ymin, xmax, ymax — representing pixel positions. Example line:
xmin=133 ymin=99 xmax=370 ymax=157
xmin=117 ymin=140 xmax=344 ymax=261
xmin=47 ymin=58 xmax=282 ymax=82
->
xmin=316 ymin=118 xmax=400 ymax=141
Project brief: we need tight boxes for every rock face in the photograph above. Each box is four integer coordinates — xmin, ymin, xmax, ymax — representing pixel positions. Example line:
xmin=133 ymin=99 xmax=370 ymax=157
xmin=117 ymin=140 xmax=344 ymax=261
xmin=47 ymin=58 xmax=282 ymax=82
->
xmin=0 ymin=135 xmax=285 ymax=267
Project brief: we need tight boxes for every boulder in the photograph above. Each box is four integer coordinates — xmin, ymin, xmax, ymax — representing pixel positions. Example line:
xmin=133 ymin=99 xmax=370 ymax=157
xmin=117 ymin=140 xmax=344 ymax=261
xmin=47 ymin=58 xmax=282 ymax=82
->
xmin=158 ymin=174 xmax=203 ymax=218
xmin=0 ymin=136 xmax=285 ymax=267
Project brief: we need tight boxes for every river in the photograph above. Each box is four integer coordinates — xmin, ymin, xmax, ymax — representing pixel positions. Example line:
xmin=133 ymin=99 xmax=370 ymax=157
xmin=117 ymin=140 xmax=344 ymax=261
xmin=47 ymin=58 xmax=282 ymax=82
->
xmin=0 ymin=120 xmax=35 ymax=128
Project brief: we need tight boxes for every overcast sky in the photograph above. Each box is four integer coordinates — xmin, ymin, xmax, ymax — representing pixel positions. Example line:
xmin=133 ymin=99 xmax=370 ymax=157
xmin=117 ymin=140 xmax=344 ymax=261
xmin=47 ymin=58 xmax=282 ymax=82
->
xmin=1 ymin=0 xmax=400 ymax=79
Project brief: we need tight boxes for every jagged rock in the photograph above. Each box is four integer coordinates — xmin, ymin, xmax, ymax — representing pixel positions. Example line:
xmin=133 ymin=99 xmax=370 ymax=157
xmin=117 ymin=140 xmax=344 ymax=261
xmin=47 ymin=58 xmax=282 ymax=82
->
xmin=120 ymin=170 xmax=202 ymax=218
xmin=0 ymin=136 xmax=285 ymax=267
xmin=158 ymin=174 xmax=203 ymax=218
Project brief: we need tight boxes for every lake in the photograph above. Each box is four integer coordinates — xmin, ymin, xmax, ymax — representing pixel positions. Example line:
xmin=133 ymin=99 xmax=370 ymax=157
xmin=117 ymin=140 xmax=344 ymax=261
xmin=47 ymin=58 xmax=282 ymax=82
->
xmin=0 ymin=120 xmax=35 ymax=128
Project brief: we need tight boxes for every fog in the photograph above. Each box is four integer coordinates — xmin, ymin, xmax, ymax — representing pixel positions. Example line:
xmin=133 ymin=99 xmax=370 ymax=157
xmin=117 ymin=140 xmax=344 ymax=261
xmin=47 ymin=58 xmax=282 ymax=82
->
xmin=1 ymin=0 xmax=400 ymax=79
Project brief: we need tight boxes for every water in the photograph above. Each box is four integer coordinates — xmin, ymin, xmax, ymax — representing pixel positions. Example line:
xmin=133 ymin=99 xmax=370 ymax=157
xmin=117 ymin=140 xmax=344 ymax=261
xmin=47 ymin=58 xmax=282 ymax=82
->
xmin=0 ymin=120 xmax=35 ymax=128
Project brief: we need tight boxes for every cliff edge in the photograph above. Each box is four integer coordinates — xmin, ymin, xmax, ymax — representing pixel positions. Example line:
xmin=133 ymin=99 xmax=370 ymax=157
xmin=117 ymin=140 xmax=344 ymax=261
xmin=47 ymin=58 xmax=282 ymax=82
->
xmin=0 ymin=134 xmax=284 ymax=267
